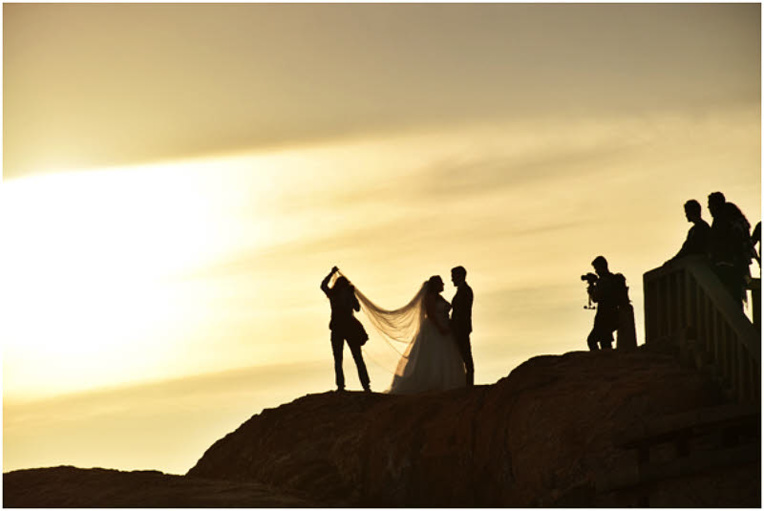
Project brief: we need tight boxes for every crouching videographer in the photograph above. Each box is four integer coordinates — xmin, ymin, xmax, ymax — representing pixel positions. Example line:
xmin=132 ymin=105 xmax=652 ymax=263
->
xmin=583 ymin=255 xmax=630 ymax=351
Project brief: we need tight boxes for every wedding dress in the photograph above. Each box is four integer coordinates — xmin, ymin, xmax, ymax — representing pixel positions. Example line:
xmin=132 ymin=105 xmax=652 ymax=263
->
xmin=354 ymin=282 xmax=466 ymax=394
xmin=388 ymin=296 xmax=466 ymax=394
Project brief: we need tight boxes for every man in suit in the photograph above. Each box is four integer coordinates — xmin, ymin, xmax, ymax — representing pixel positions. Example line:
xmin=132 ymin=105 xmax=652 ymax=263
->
xmin=450 ymin=266 xmax=474 ymax=387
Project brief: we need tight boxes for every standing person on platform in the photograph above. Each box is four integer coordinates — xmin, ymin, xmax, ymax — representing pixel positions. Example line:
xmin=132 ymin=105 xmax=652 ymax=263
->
xmin=752 ymin=221 xmax=761 ymax=268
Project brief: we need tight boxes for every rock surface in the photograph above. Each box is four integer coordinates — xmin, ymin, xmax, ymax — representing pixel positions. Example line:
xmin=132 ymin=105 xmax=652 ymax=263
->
xmin=187 ymin=346 xmax=759 ymax=506
xmin=5 ymin=346 xmax=760 ymax=507
xmin=3 ymin=466 xmax=317 ymax=507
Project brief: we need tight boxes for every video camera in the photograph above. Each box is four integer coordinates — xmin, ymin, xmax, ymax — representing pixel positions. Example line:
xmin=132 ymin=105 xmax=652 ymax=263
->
xmin=580 ymin=272 xmax=598 ymax=285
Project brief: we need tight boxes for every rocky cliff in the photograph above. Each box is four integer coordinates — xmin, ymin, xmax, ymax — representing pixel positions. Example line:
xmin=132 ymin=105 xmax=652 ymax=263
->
xmin=5 ymin=345 xmax=760 ymax=507
xmin=187 ymin=346 xmax=759 ymax=506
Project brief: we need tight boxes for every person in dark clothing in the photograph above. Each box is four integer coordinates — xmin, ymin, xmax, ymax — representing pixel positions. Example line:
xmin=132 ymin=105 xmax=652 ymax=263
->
xmin=707 ymin=192 xmax=753 ymax=305
xmin=586 ymin=256 xmax=627 ymax=351
xmin=667 ymin=199 xmax=711 ymax=263
xmin=449 ymin=266 xmax=474 ymax=386
xmin=752 ymin=221 xmax=761 ymax=268
xmin=321 ymin=266 xmax=371 ymax=392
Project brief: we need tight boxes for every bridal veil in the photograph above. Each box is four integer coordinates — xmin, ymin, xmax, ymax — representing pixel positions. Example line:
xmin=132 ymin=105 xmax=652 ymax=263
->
xmin=338 ymin=272 xmax=428 ymax=376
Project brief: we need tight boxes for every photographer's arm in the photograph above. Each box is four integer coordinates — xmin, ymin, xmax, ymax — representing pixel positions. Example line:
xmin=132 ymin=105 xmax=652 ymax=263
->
xmin=321 ymin=266 xmax=338 ymax=296
xmin=588 ymin=282 xmax=600 ymax=303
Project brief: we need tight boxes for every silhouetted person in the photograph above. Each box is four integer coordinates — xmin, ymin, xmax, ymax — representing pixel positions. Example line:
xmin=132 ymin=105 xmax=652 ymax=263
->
xmin=450 ymin=266 xmax=474 ymax=386
xmin=752 ymin=221 xmax=761 ymax=268
xmin=707 ymin=192 xmax=753 ymax=305
xmin=666 ymin=199 xmax=710 ymax=263
xmin=321 ymin=266 xmax=371 ymax=392
xmin=586 ymin=256 xmax=629 ymax=351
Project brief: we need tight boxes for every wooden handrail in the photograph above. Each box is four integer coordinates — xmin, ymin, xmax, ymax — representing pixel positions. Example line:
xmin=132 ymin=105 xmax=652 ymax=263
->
xmin=643 ymin=255 xmax=760 ymax=404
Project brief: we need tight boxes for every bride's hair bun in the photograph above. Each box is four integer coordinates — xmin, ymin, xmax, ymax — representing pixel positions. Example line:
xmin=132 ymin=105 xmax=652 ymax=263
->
xmin=426 ymin=275 xmax=442 ymax=290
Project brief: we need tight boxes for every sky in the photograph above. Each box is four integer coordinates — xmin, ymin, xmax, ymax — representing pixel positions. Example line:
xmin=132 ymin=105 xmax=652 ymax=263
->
xmin=2 ymin=3 xmax=761 ymax=475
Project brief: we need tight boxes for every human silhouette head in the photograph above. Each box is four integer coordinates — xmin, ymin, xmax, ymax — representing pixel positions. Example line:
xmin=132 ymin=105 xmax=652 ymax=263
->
xmin=451 ymin=266 xmax=467 ymax=287
xmin=427 ymin=275 xmax=444 ymax=294
xmin=708 ymin=191 xmax=726 ymax=219
xmin=334 ymin=276 xmax=350 ymax=290
xmin=591 ymin=255 xmax=609 ymax=277
xmin=683 ymin=199 xmax=702 ymax=223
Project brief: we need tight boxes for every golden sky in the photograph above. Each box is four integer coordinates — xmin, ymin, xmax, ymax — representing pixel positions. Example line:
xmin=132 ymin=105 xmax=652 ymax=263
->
xmin=2 ymin=3 xmax=761 ymax=474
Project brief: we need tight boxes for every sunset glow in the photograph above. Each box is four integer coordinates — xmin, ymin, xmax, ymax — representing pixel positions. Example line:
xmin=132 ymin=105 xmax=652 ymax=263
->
xmin=3 ymin=3 xmax=760 ymax=475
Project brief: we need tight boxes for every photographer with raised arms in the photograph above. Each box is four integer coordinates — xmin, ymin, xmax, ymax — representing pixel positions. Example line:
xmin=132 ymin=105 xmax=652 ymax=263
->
xmin=321 ymin=266 xmax=371 ymax=392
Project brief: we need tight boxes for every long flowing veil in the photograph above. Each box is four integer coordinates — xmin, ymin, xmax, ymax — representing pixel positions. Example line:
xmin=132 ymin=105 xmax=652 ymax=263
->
xmin=355 ymin=284 xmax=427 ymax=356
xmin=338 ymin=271 xmax=428 ymax=374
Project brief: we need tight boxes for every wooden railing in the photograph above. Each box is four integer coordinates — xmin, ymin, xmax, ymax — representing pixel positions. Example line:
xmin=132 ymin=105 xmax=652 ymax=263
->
xmin=643 ymin=255 xmax=761 ymax=404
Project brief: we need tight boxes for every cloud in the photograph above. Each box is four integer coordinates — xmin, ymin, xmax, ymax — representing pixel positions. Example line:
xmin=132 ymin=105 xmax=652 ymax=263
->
xmin=164 ymin=102 xmax=759 ymax=287
xmin=4 ymin=3 xmax=759 ymax=178
xmin=409 ymin=140 xmax=640 ymax=201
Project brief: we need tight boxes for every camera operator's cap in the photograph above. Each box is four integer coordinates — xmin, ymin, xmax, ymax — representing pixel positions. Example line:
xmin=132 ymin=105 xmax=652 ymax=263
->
xmin=592 ymin=255 xmax=608 ymax=267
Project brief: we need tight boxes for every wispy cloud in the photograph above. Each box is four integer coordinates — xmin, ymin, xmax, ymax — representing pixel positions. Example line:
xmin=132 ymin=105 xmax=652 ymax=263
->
xmin=166 ymin=104 xmax=759 ymax=292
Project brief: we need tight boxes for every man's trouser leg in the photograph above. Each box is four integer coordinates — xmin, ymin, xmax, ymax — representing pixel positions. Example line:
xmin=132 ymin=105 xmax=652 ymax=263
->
xmin=588 ymin=323 xmax=614 ymax=351
xmin=587 ymin=328 xmax=599 ymax=351
xmin=331 ymin=332 xmax=345 ymax=390
xmin=600 ymin=331 xmax=614 ymax=350
xmin=456 ymin=333 xmax=475 ymax=386
xmin=348 ymin=342 xmax=371 ymax=391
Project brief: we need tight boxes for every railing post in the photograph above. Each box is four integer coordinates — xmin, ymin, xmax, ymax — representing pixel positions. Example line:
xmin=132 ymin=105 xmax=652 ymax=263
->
xmin=655 ymin=278 xmax=666 ymax=338
xmin=738 ymin=342 xmax=747 ymax=403
xmin=748 ymin=278 xmax=761 ymax=331
xmin=670 ymin=273 xmax=677 ymax=341
xmin=698 ymin=289 xmax=708 ymax=357
xmin=681 ymin=272 xmax=688 ymax=329
xmin=643 ymin=276 xmax=656 ymax=344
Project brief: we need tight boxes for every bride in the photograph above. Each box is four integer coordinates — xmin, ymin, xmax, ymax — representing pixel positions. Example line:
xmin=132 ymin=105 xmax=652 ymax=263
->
xmin=355 ymin=275 xmax=466 ymax=394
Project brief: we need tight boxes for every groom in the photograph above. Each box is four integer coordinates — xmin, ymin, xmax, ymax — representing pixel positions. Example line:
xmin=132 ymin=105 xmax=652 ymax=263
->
xmin=450 ymin=266 xmax=474 ymax=386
